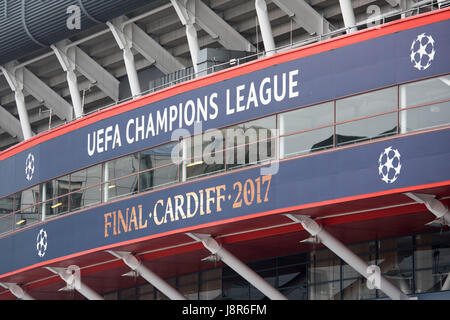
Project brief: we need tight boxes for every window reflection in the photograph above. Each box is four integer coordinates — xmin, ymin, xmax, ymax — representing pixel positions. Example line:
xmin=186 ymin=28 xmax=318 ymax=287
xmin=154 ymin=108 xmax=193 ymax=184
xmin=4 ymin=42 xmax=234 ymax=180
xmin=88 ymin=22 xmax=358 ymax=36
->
xmin=226 ymin=117 xmax=275 ymax=170
xmin=140 ymin=143 xmax=178 ymax=190
xmin=103 ymin=154 xmax=138 ymax=201
xmin=70 ymin=165 xmax=101 ymax=211
xmin=400 ymin=75 xmax=450 ymax=108
xmin=182 ymin=130 xmax=225 ymax=180
xmin=399 ymin=101 xmax=450 ymax=134
xmin=40 ymin=175 xmax=70 ymax=219
xmin=336 ymin=87 xmax=397 ymax=122
xmin=336 ymin=113 xmax=397 ymax=146
xmin=14 ymin=186 xmax=40 ymax=228
xmin=0 ymin=214 xmax=13 ymax=235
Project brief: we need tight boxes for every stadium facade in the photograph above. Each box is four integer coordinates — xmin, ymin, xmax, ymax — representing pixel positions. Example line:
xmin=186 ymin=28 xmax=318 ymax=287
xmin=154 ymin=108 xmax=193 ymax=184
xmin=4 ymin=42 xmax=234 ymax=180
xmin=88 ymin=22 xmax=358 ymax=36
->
xmin=0 ymin=0 xmax=449 ymax=300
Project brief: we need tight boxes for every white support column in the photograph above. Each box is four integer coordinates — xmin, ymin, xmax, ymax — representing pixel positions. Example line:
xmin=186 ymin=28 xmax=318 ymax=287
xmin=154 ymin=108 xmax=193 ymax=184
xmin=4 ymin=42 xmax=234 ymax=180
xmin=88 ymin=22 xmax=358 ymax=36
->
xmin=107 ymin=250 xmax=186 ymax=300
xmin=338 ymin=0 xmax=357 ymax=33
xmin=51 ymin=43 xmax=83 ymax=119
xmin=405 ymin=193 xmax=450 ymax=226
xmin=187 ymin=233 xmax=288 ymax=300
xmin=171 ymin=0 xmax=200 ymax=74
xmin=0 ymin=104 xmax=28 ymax=141
xmin=45 ymin=267 xmax=103 ymax=300
xmin=107 ymin=17 xmax=142 ymax=97
xmin=286 ymin=215 xmax=410 ymax=300
xmin=0 ymin=282 xmax=34 ymax=300
xmin=255 ymin=0 xmax=276 ymax=56
xmin=0 ymin=64 xmax=33 ymax=140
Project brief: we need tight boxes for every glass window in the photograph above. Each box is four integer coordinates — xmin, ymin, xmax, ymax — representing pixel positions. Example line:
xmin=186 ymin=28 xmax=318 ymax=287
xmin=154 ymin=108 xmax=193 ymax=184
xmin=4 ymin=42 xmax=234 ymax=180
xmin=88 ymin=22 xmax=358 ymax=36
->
xmin=336 ymin=113 xmax=397 ymax=146
xmin=140 ymin=143 xmax=179 ymax=191
xmin=399 ymin=101 xmax=450 ymax=133
xmin=41 ymin=195 xmax=69 ymax=219
xmin=200 ymin=269 xmax=222 ymax=300
xmin=0 ymin=196 xmax=14 ymax=235
xmin=71 ymin=165 xmax=101 ymax=191
xmin=342 ymin=278 xmax=377 ymax=300
xmin=70 ymin=164 xmax=101 ymax=211
xmin=40 ymin=176 xmax=70 ymax=219
xmin=399 ymin=75 xmax=450 ymax=108
xmin=119 ymin=287 xmax=136 ymax=300
xmin=0 ymin=195 xmax=14 ymax=215
xmin=104 ymin=153 xmax=139 ymax=181
xmin=14 ymin=186 xmax=40 ymax=229
xmin=222 ymin=274 xmax=249 ymax=300
xmin=336 ymin=87 xmax=397 ymax=122
xmin=40 ymin=175 xmax=70 ymax=200
xmin=178 ymin=273 xmax=199 ymax=300
xmin=0 ymin=213 xmax=13 ymax=235
xmin=182 ymin=129 xmax=225 ymax=180
xmin=278 ymin=264 xmax=308 ymax=300
xmin=414 ymin=232 xmax=450 ymax=293
xmin=279 ymin=102 xmax=333 ymax=158
xmin=140 ymin=142 xmax=177 ymax=171
xmin=226 ymin=116 xmax=276 ymax=170
xmin=281 ymin=127 xmax=333 ymax=158
xmin=309 ymin=249 xmax=340 ymax=284
xmin=103 ymin=154 xmax=139 ymax=201
xmin=309 ymin=281 xmax=341 ymax=300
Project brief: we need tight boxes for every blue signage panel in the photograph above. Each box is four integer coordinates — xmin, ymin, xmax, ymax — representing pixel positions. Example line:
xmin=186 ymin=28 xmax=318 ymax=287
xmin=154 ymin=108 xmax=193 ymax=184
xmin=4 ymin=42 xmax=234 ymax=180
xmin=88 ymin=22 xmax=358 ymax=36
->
xmin=0 ymin=128 xmax=449 ymax=276
xmin=0 ymin=19 xmax=449 ymax=198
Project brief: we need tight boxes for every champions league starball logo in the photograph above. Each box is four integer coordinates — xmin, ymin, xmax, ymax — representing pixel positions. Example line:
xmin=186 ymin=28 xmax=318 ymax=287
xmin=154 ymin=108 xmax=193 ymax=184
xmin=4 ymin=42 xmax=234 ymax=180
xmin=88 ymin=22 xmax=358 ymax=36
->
xmin=25 ymin=153 xmax=35 ymax=181
xmin=36 ymin=229 xmax=48 ymax=258
xmin=378 ymin=146 xmax=402 ymax=184
xmin=410 ymin=33 xmax=435 ymax=71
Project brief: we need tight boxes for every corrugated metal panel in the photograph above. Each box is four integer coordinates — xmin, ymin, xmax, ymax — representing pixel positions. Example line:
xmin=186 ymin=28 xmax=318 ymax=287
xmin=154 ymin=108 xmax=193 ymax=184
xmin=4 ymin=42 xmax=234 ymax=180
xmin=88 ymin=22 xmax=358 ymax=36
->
xmin=0 ymin=0 xmax=159 ymax=65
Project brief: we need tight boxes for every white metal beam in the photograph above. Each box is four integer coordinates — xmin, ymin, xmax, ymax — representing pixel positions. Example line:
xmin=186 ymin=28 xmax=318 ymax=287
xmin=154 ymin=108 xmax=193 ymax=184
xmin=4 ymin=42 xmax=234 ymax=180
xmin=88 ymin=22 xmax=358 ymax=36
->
xmin=272 ymin=0 xmax=332 ymax=35
xmin=171 ymin=0 xmax=256 ymax=70
xmin=171 ymin=0 xmax=201 ymax=73
xmin=1 ymin=61 xmax=74 ymax=123
xmin=128 ymin=21 xmax=186 ymax=74
xmin=339 ymin=0 xmax=357 ymax=33
xmin=51 ymin=43 xmax=83 ymax=118
xmin=187 ymin=233 xmax=288 ymax=300
xmin=108 ymin=15 xmax=185 ymax=94
xmin=286 ymin=215 xmax=410 ymax=300
xmin=193 ymin=0 xmax=256 ymax=52
xmin=1 ymin=63 xmax=34 ymax=140
xmin=0 ymin=282 xmax=34 ymax=300
xmin=0 ymin=104 xmax=30 ymax=140
xmin=107 ymin=250 xmax=187 ymax=300
xmin=52 ymin=40 xmax=120 ymax=105
xmin=45 ymin=266 xmax=103 ymax=300
xmin=107 ymin=17 xmax=143 ymax=97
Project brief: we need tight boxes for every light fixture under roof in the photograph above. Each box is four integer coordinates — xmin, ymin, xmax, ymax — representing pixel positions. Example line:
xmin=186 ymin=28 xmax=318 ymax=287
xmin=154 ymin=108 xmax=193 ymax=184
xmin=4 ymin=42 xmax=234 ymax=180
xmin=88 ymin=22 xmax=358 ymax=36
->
xmin=201 ymin=254 xmax=221 ymax=263
xmin=186 ymin=160 xmax=204 ymax=167
xmin=16 ymin=218 xmax=26 ymax=225
xmin=300 ymin=236 xmax=321 ymax=244
xmin=51 ymin=202 xmax=63 ymax=209
xmin=121 ymin=270 xmax=139 ymax=278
